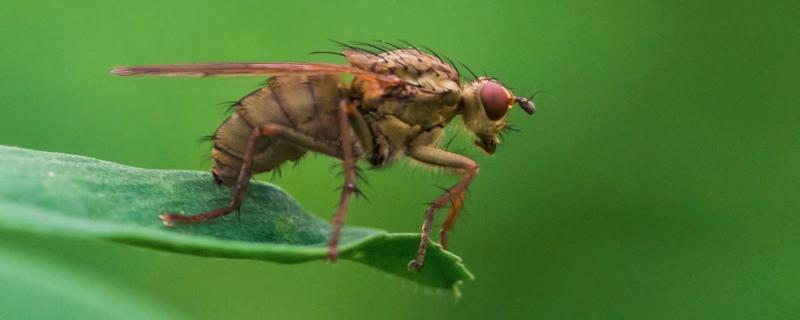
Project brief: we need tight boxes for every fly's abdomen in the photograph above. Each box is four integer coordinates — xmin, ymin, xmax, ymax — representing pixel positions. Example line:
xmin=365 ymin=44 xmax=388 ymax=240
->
xmin=211 ymin=74 xmax=346 ymax=186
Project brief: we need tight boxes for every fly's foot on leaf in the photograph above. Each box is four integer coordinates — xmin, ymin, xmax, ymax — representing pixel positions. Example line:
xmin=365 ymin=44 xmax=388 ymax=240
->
xmin=407 ymin=260 xmax=424 ymax=273
xmin=159 ymin=213 xmax=179 ymax=227
xmin=326 ymin=247 xmax=339 ymax=263
xmin=439 ymin=234 xmax=449 ymax=250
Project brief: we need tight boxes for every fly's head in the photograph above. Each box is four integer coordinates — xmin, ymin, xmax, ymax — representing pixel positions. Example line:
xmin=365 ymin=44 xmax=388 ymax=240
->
xmin=460 ymin=77 xmax=536 ymax=154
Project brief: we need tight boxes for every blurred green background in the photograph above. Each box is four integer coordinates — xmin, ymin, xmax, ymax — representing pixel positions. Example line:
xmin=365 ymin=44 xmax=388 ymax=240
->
xmin=1 ymin=0 xmax=798 ymax=319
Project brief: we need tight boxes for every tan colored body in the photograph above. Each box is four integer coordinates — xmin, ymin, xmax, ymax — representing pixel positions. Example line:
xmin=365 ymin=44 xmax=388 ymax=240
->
xmin=212 ymin=49 xmax=463 ymax=185
xmin=211 ymin=74 xmax=348 ymax=186
xmin=111 ymin=43 xmax=535 ymax=271
xmin=350 ymin=49 xmax=462 ymax=165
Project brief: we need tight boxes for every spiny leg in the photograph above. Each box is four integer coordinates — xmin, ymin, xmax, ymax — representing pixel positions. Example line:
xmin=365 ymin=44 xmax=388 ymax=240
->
xmin=406 ymin=146 xmax=478 ymax=272
xmin=160 ymin=123 xmax=341 ymax=226
xmin=327 ymin=99 xmax=361 ymax=262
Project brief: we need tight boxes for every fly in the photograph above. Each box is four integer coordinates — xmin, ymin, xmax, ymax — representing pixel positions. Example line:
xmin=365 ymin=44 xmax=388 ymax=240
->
xmin=111 ymin=42 xmax=536 ymax=271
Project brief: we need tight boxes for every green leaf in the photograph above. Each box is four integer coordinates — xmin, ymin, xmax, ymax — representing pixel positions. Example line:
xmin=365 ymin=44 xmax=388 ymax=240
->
xmin=0 ymin=145 xmax=473 ymax=290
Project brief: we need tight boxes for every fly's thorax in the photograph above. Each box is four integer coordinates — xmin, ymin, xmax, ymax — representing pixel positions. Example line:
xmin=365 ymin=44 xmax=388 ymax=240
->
xmin=353 ymin=75 xmax=461 ymax=166
xmin=364 ymin=92 xmax=460 ymax=126
xmin=351 ymin=66 xmax=461 ymax=127
xmin=360 ymin=113 xmax=413 ymax=167
xmin=345 ymin=48 xmax=459 ymax=83
xmin=348 ymin=47 xmax=506 ymax=160
xmin=346 ymin=47 xmax=462 ymax=111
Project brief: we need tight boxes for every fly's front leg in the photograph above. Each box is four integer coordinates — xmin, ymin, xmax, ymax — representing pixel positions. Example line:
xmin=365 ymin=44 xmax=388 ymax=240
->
xmin=160 ymin=124 xmax=341 ymax=226
xmin=439 ymin=191 xmax=464 ymax=250
xmin=406 ymin=146 xmax=478 ymax=272
xmin=327 ymin=99 xmax=363 ymax=262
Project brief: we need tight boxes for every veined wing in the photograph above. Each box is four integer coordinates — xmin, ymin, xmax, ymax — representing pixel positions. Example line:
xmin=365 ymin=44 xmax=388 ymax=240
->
xmin=110 ymin=62 xmax=404 ymax=85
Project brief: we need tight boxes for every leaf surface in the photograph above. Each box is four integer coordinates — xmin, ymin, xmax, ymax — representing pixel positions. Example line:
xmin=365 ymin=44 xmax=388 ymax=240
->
xmin=0 ymin=146 xmax=473 ymax=290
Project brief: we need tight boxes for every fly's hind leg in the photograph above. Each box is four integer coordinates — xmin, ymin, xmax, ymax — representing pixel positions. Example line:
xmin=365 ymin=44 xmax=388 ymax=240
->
xmin=160 ymin=123 xmax=342 ymax=226
xmin=405 ymin=146 xmax=478 ymax=272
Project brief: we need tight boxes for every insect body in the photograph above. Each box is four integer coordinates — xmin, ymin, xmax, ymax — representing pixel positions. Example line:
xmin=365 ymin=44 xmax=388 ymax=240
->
xmin=112 ymin=43 xmax=536 ymax=271
xmin=210 ymin=74 xmax=348 ymax=187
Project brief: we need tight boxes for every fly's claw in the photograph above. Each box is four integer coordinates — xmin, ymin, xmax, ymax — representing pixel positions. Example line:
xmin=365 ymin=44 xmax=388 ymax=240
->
xmin=326 ymin=246 xmax=339 ymax=263
xmin=159 ymin=213 xmax=177 ymax=227
xmin=407 ymin=260 xmax=423 ymax=273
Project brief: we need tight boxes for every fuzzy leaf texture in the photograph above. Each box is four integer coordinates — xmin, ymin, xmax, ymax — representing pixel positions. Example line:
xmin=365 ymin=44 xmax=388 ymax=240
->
xmin=0 ymin=146 xmax=473 ymax=291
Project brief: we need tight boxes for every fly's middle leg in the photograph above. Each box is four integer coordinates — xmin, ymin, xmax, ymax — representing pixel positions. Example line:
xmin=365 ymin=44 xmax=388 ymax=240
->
xmin=327 ymin=99 xmax=362 ymax=262
xmin=160 ymin=123 xmax=341 ymax=226
xmin=405 ymin=146 xmax=478 ymax=272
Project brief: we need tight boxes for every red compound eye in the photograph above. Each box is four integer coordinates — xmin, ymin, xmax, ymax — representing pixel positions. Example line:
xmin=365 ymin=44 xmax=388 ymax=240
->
xmin=479 ymin=81 xmax=511 ymax=121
